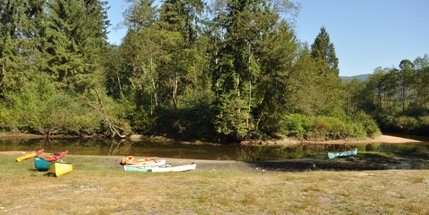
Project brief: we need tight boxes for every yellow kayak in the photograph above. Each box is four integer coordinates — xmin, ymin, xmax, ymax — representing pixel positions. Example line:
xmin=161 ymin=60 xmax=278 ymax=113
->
xmin=48 ymin=162 xmax=73 ymax=177
xmin=16 ymin=149 xmax=44 ymax=162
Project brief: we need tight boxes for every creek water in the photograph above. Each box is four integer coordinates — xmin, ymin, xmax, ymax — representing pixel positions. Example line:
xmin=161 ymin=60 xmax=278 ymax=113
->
xmin=1 ymin=137 xmax=428 ymax=162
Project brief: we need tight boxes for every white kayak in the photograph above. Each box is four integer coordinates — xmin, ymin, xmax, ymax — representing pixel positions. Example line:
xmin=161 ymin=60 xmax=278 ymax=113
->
xmin=124 ymin=163 xmax=196 ymax=173
xmin=152 ymin=163 xmax=196 ymax=173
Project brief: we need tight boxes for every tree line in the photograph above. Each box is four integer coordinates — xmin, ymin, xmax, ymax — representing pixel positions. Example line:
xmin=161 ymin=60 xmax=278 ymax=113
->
xmin=346 ymin=55 xmax=429 ymax=135
xmin=5 ymin=0 xmax=418 ymax=142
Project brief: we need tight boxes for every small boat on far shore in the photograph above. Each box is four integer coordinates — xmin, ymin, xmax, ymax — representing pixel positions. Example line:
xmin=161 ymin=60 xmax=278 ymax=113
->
xmin=328 ymin=148 xmax=358 ymax=159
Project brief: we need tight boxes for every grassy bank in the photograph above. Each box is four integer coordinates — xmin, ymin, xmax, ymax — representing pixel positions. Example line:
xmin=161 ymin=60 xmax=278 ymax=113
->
xmin=0 ymin=154 xmax=428 ymax=214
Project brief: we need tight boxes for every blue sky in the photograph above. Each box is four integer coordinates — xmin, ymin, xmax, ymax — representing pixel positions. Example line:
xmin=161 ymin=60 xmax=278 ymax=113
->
xmin=106 ymin=0 xmax=429 ymax=76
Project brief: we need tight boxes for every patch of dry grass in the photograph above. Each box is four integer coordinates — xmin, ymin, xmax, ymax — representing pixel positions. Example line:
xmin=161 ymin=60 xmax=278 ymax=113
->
xmin=0 ymin=154 xmax=428 ymax=214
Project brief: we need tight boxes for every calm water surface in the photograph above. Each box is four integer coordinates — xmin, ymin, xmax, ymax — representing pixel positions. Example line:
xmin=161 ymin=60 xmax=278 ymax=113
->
xmin=1 ymin=138 xmax=428 ymax=161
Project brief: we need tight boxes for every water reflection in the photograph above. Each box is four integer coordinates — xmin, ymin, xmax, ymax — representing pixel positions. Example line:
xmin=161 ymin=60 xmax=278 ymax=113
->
xmin=0 ymin=138 xmax=428 ymax=162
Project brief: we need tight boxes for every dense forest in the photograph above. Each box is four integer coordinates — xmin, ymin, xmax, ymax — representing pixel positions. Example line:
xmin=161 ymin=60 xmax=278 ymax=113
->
xmin=0 ymin=0 xmax=427 ymax=142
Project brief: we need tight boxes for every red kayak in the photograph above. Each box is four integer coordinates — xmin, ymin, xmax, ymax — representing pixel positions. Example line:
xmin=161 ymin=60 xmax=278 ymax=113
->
xmin=44 ymin=150 xmax=69 ymax=162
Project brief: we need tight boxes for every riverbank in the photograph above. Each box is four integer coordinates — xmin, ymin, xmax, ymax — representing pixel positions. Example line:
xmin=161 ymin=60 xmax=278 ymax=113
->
xmin=2 ymin=132 xmax=428 ymax=146
xmin=0 ymin=154 xmax=427 ymax=214
xmin=241 ymin=134 xmax=429 ymax=146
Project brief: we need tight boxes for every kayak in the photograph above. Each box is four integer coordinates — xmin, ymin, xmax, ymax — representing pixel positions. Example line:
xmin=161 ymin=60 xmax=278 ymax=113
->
xmin=125 ymin=159 xmax=166 ymax=167
xmin=48 ymin=162 xmax=73 ymax=177
xmin=152 ymin=163 xmax=196 ymax=173
xmin=124 ymin=163 xmax=197 ymax=173
xmin=16 ymin=149 xmax=44 ymax=162
xmin=34 ymin=157 xmax=52 ymax=171
xmin=328 ymin=148 xmax=358 ymax=159
xmin=44 ymin=151 xmax=68 ymax=162
xmin=120 ymin=156 xmax=158 ymax=165
xmin=123 ymin=165 xmax=151 ymax=172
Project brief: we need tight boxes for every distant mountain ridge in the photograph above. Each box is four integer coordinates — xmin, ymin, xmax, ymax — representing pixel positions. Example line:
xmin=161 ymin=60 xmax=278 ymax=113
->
xmin=340 ymin=74 xmax=371 ymax=82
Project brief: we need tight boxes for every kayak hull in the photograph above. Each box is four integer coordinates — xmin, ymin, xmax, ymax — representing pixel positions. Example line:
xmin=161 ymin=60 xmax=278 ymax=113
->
xmin=48 ymin=162 xmax=73 ymax=177
xmin=44 ymin=151 xmax=68 ymax=162
xmin=152 ymin=163 xmax=196 ymax=173
xmin=125 ymin=159 xmax=166 ymax=167
xmin=328 ymin=148 xmax=358 ymax=159
xmin=124 ymin=163 xmax=197 ymax=173
xmin=123 ymin=165 xmax=151 ymax=172
xmin=16 ymin=149 xmax=44 ymax=162
xmin=34 ymin=157 xmax=52 ymax=171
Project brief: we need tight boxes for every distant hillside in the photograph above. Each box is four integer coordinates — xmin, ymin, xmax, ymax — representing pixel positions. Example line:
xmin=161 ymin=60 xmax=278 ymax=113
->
xmin=340 ymin=74 xmax=371 ymax=82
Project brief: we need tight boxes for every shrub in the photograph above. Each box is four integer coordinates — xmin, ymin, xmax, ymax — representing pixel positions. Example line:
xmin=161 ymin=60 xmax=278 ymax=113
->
xmin=149 ymin=102 xmax=217 ymax=141
xmin=282 ymin=114 xmax=314 ymax=139
xmin=3 ymin=75 xmax=112 ymax=135
xmin=393 ymin=116 xmax=418 ymax=133
xmin=417 ymin=116 xmax=429 ymax=134
xmin=352 ymin=111 xmax=381 ymax=138
xmin=281 ymin=112 xmax=381 ymax=140
xmin=315 ymin=116 xmax=352 ymax=139
xmin=0 ymin=107 xmax=10 ymax=130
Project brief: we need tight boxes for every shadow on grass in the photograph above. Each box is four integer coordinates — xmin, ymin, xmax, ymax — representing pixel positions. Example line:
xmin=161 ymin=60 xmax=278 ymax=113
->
xmin=247 ymin=153 xmax=429 ymax=172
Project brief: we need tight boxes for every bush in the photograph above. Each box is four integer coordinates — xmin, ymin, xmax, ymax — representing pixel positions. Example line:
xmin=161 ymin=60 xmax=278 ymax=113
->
xmin=402 ymin=105 xmax=428 ymax=117
xmin=314 ymin=116 xmax=352 ymax=139
xmin=2 ymin=75 xmax=109 ymax=135
xmin=149 ymin=102 xmax=217 ymax=141
xmin=0 ymin=106 xmax=13 ymax=131
xmin=281 ymin=112 xmax=381 ymax=140
xmin=281 ymin=114 xmax=314 ymax=139
xmin=352 ymin=111 xmax=381 ymax=138
xmin=393 ymin=116 xmax=418 ymax=133
xmin=418 ymin=116 xmax=429 ymax=134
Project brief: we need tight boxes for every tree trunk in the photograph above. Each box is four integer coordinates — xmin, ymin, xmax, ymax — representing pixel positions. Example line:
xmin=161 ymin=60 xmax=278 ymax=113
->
xmin=134 ymin=67 xmax=144 ymax=107
xmin=402 ymin=87 xmax=405 ymax=112
xmin=94 ymin=89 xmax=126 ymax=138
xmin=172 ymin=70 xmax=178 ymax=109
xmin=1 ymin=61 xmax=5 ymax=77
xmin=149 ymin=54 xmax=158 ymax=107
xmin=246 ymin=43 xmax=252 ymax=132
xmin=116 ymin=72 xmax=123 ymax=98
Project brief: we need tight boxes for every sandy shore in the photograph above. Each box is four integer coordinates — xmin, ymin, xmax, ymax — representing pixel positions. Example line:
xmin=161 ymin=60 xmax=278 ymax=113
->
xmin=369 ymin=134 xmax=424 ymax=143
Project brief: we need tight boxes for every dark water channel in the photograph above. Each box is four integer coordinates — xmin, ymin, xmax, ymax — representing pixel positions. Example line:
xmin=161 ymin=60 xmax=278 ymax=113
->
xmin=1 ymin=138 xmax=429 ymax=170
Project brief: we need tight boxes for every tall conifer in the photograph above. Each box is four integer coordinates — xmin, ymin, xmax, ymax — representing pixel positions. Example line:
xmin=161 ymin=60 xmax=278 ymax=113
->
xmin=311 ymin=27 xmax=339 ymax=76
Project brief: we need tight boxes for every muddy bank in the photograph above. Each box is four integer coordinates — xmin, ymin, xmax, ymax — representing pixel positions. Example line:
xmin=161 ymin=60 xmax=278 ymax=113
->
xmin=165 ymin=156 xmax=429 ymax=172
xmin=0 ymin=133 xmax=105 ymax=140
xmin=2 ymin=132 xmax=428 ymax=146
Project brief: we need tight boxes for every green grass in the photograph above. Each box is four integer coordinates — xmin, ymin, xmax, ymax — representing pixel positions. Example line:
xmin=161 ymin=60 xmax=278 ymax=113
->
xmin=0 ymin=154 xmax=428 ymax=214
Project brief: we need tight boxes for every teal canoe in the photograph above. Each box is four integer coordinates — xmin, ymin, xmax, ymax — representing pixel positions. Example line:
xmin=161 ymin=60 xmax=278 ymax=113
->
xmin=34 ymin=157 xmax=52 ymax=171
xmin=328 ymin=148 xmax=357 ymax=159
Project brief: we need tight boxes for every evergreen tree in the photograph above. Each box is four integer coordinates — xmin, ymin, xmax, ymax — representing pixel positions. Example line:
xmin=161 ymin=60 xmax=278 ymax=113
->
xmin=0 ymin=0 xmax=28 ymax=95
xmin=159 ymin=0 xmax=204 ymax=44
xmin=213 ymin=0 xmax=300 ymax=139
xmin=158 ymin=0 xmax=206 ymax=109
xmin=311 ymin=27 xmax=339 ymax=76
xmin=398 ymin=59 xmax=415 ymax=112
xmin=414 ymin=54 xmax=429 ymax=110
xmin=44 ymin=0 xmax=109 ymax=92
xmin=310 ymin=27 xmax=344 ymax=114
